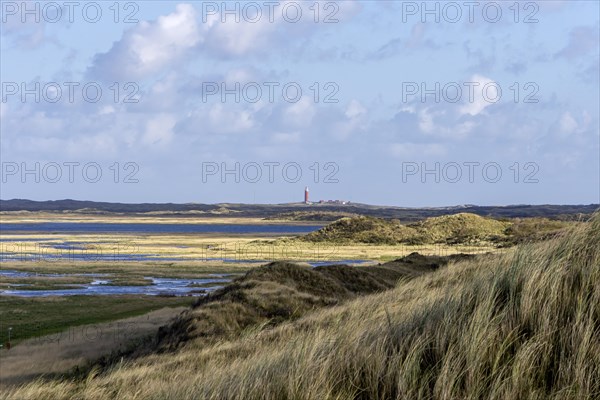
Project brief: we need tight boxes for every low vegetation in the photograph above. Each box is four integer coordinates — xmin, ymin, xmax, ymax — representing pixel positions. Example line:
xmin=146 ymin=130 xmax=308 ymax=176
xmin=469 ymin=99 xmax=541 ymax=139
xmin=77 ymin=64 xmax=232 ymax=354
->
xmin=154 ymin=252 xmax=466 ymax=351
xmin=0 ymin=296 xmax=193 ymax=346
xmin=265 ymin=211 xmax=360 ymax=222
xmin=301 ymin=213 xmax=575 ymax=246
xmin=0 ymin=275 xmax=94 ymax=291
xmin=501 ymin=217 xmax=575 ymax=245
xmin=4 ymin=213 xmax=598 ymax=399
xmin=301 ymin=216 xmax=419 ymax=244
xmin=410 ymin=212 xmax=509 ymax=244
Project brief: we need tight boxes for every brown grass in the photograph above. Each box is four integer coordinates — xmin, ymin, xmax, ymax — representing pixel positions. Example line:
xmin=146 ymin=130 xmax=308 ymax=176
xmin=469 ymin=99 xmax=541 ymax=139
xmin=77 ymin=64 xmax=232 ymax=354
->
xmin=154 ymin=253 xmax=456 ymax=351
xmin=301 ymin=213 xmax=576 ymax=247
xmin=2 ymin=213 xmax=598 ymax=399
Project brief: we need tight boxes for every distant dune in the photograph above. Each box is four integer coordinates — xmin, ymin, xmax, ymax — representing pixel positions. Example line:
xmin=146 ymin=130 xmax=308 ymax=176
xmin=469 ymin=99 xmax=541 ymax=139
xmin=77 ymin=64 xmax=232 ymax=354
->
xmin=1 ymin=199 xmax=598 ymax=221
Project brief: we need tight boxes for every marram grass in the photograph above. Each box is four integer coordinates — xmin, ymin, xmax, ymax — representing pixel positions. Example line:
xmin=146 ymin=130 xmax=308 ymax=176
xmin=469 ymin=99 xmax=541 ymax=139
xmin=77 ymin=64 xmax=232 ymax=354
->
xmin=3 ymin=214 xmax=599 ymax=400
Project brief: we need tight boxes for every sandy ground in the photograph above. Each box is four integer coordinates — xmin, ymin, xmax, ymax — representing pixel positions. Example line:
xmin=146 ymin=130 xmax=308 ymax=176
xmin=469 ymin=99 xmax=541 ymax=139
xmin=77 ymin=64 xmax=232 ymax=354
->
xmin=0 ymin=213 xmax=320 ymax=225
xmin=0 ymin=306 xmax=186 ymax=387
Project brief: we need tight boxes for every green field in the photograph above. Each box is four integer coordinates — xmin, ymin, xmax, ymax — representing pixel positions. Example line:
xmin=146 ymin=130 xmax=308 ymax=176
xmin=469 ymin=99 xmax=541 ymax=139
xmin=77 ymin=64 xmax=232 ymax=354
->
xmin=0 ymin=295 xmax=193 ymax=346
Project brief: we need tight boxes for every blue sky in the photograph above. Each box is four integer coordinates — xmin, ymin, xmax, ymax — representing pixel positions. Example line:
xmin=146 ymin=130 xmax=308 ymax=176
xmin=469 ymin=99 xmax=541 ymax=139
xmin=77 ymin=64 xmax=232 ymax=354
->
xmin=1 ymin=1 xmax=598 ymax=206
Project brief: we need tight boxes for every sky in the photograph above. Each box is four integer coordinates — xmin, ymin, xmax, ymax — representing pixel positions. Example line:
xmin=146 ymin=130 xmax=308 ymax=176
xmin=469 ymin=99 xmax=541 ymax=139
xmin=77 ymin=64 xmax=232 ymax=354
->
xmin=1 ymin=0 xmax=599 ymax=207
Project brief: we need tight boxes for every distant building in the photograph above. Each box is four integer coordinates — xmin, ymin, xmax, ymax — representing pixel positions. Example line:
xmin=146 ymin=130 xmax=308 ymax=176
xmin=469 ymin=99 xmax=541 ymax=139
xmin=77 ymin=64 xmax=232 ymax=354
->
xmin=318 ymin=199 xmax=350 ymax=205
xmin=305 ymin=187 xmax=349 ymax=205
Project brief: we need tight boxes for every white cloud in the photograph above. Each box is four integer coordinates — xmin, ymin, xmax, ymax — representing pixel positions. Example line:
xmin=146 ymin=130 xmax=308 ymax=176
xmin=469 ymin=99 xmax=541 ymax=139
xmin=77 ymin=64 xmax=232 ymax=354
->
xmin=389 ymin=142 xmax=446 ymax=158
xmin=271 ymin=131 xmax=301 ymax=144
xmin=67 ymin=134 xmax=118 ymax=156
xmin=345 ymin=100 xmax=367 ymax=119
xmin=559 ymin=112 xmax=578 ymax=135
xmin=203 ymin=12 xmax=275 ymax=57
xmin=417 ymin=107 xmax=476 ymax=139
xmin=142 ymin=114 xmax=177 ymax=146
xmin=224 ymin=68 xmax=259 ymax=85
xmin=418 ymin=108 xmax=435 ymax=133
xmin=207 ymin=104 xmax=255 ymax=134
xmin=555 ymin=111 xmax=594 ymax=140
xmin=459 ymin=74 xmax=498 ymax=116
xmin=284 ymin=97 xmax=316 ymax=128
xmin=87 ymin=1 xmax=362 ymax=81
xmin=98 ymin=105 xmax=115 ymax=115
xmin=89 ymin=4 xmax=200 ymax=80
xmin=19 ymin=110 xmax=66 ymax=136
xmin=330 ymin=100 xmax=368 ymax=140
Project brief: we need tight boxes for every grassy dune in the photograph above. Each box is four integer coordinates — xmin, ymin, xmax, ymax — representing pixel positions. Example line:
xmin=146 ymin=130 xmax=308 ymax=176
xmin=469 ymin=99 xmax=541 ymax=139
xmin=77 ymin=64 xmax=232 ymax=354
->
xmin=409 ymin=213 xmax=509 ymax=244
xmin=2 ymin=214 xmax=599 ymax=399
xmin=154 ymin=253 xmax=466 ymax=351
xmin=302 ymin=213 xmax=575 ymax=246
xmin=301 ymin=215 xmax=419 ymax=244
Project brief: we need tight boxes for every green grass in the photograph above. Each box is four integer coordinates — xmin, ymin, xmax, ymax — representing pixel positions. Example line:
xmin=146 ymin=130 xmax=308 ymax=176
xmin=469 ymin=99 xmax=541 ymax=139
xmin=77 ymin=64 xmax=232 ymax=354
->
xmin=0 ymin=295 xmax=193 ymax=346
xmin=107 ymin=276 xmax=153 ymax=286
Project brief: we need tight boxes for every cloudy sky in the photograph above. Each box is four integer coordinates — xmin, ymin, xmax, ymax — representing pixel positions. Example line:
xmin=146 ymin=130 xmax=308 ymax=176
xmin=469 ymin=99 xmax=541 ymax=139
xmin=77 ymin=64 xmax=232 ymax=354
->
xmin=1 ymin=0 xmax=598 ymax=206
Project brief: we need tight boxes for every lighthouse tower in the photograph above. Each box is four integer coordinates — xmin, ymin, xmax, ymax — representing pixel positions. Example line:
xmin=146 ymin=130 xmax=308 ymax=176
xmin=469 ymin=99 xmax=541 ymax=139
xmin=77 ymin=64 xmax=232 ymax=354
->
xmin=304 ymin=186 xmax=309 ymax=204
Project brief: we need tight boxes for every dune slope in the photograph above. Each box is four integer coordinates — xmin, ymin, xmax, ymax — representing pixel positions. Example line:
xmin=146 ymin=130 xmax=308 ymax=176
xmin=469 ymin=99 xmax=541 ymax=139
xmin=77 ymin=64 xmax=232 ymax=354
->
xmin=4 ymin=214 xmax=599 ymax=400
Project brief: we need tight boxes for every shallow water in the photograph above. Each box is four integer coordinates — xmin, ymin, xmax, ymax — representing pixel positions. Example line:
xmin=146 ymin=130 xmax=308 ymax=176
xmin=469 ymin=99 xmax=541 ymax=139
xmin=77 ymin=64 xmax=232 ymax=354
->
xmin=0 ymin=269 xmax=233 ymax=297
xmin=0 ymin=249 xmax=368 ymax=265
xmin=0 ymin=270 xmax=108 ymax=278
xmin=0 ymin=238 xmax=55 ymax=242
xmin=0 ymin=252 xmax=276 ymax=263
xmin=0 ymin=258 xmax=370 ymax=297
xmin=0 ymin=222 xmax=324 ymax=234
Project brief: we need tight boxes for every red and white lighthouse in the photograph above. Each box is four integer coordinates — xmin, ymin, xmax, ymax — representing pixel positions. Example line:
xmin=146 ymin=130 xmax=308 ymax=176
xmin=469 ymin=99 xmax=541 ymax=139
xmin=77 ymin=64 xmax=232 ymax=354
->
xmin=304 ymin=186 xmax=309 ymax=204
